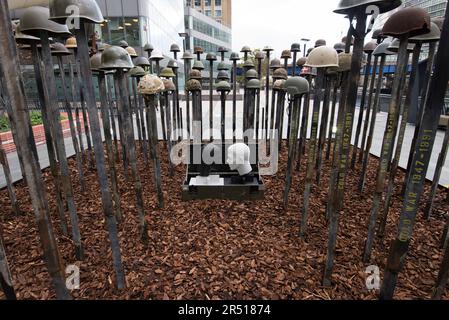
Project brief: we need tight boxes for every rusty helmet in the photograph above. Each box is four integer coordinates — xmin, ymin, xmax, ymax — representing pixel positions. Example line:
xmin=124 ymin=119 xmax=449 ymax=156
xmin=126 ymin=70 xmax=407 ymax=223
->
xmin=342 ymin=35 xmax=354 ymax=45
xmin=14 ymin=23 xmax=40 ymax=44
xmin=150 ymin=50 xmax=164 ymax=61
xmin=334 ymin=0 xmax=401 ymax=15
xmin=20 ymin=6 xmax=71 ymax=38
xmin=90 ymin=52 xmax=102 ymax=72
xmin=372 ymin=29 xmax=386 ymax=41
xmin=263 ymin=46 xmax=274 ymax=52
xmin=363 ymin=41 xmax=378 ymax=53
xmin=126 ymin=46 xmax=138 ymax=58
xmin=291 ymin=43 xmax=301 ymax=53
xmin=138 ymin=74 xmax=164 ymax=95
xmin=273 ymin=79 xmax=286 ymax=91
xmin=189 ymin=69 xmax=202 ymax=80
xmin=273 ymin=68 xmax=288 ymax=80
xmin=118 ymin=40 xmax=129 ymax=48
xmin=65 ymin=36 xmax=77 ymax=48
xmin=194 ymin=46 xmax=204 ymax=54
xmin=409 ymin=22 xmax=441 ymax=43
xmin=49 ymin=0 xmax=103 ymax=24
xmin=186 ymin=79 xmax=202 ymax=91
xmin=297 ymin=57 xmax=307 ymax=67
xmin=181 ymin=50 xmax=194 ymax=60
xmin=206 ymin=53 xmax=217 ymax=61
xmin=255 ymin=51 xmax=265 ymax=60
xmin=162 ymin=79 xmax=176 ymax=92
xmin=305 ymin=46 xmax=339 ymax=68
xmin=134 ymin=56 xmax=151 ymax=67
xmin=170 ymin=43 xmax=181 ymax=53
xmin=217 ymin=46 xmax=229 ymax=53
xmin=382 ymin=7 xmax=431 ymax=38
xmin=281 ymin=49 xmax=292 ymax=59
xmin=241 ymin=46 xmax=252 ymax=53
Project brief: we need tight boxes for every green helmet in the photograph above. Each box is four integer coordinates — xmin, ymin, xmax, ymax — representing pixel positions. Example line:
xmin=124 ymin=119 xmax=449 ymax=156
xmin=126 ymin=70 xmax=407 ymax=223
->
xmin=134 ymin=56 xmax=151 ymax=67
xmin=170 ymin=44 xmax=181 ymax=52
xmin=100 ymin=46 xmax=134 ymax=70
xmin=90 ymin=53 xmax=102 ymax=72
xmin=305 ymin=46 xmax=339 ymax=68
xmin=230 ymin=52 xmax=240 ymax=61
xmin=218 ymin=47 xmax=229 ymax=53
xmin=337 ymin=53 xmax=352 ymax=72
xmin=128 ymin=66 xmax=146 ymax=77
xmin=51 ymin=42 xmax=71 ymax=56
xmin=162 ymin=79 xmax=176 ymax=92
xmin=217 ymin=62 xmax=229 ymax=71
xmin=167 ymin=60 xmax=179 ymax=69
xmin=14 ymin=23 xmax=40 ymax=44
xmin=243 ymin=59 xmax=255 ymax=69
xmin=192 ymin=60 xmax=205 ymax=71
xmin=160 ymin=67 xmax=176 ymax=78
xmin=373 ymin=42 xmax=394 ymax=56
xmin=284 ymin=77 xmax=309 ymax=97
xmin=245 ymin=69 xmax=259 ymax=80
xmin=273 ymin=79 xmax=286 ymax=91
xmin=189 ymin=69 xmax=202 ymax=80
xmin=138 ymin=74 xmax=164 ymax=95
xmin=186 ymin=79 xmax=202 ymax=91
xmin=255 ymin=51 xmax=265 ymax=60
xmin=206 ymin=53 xmax=217 ymax=61
xmin=333 ymin=42 xmax=345 ymax=53
xmin=410 ymin=22 xmax=441 ymax=43
xmin=216 ymin=81 xmax=231 ymax=92
xmin=270 ymin=59 xmax=282 ymax=70
xmin=49 ymin=0 xmax=104 ymax=24
xmin=432 ymin=17 xmax=444 ymax=31
xmin=20 ymin=6 xmax=71 ymax=38
xmin=246 ymin=79 xmax=261 ymax=90
xmin=315 ymin=39 xmax=327 ymax=47
xmin=382 ymin=7 xmax=430 ymax=38
xmin=273 ymin=68 xmax=288 ymax=80
xmin=334 ymin=0 xmax=401 ymax=15
xmin=291 ymin=43 xmax=301 ymax=53
xmin=217 ymin=70 xmax=230 ymax=81
xmin=144 ymin=43 xmax=154 ymax=53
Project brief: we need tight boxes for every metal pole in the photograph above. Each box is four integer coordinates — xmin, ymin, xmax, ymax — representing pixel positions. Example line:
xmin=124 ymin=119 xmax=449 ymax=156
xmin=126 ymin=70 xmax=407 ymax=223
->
xmin=209 ymin=59 xmax=214 ymax=141
xmin=232 ymin=59 xmax=238 ymax=143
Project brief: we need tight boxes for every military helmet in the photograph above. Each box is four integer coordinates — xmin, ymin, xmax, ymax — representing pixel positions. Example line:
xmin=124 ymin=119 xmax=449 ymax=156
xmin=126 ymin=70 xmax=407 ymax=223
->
xmin=126 ymin=46 xmax=138 ymax=57
xmin=372 ymin=29 xmax=386 ymax=40
xmin=98 ymin=43 xmax=111 ymax=52
xmin=192 ymin=60 xmax=205 ymax=70
xmin=90 ymin=53 xmax=102 ymax=72
xmin=100 ymin=46 xmax=134 ymax=70
xmin=189 ymin=69 xmax=202 ymax=80
xmin=160 ymin=67 xmax=176 ymax=78
xmin=382 ymin=7 xmax=431 ymax=38
xmin=186 ymin=79 xmax=202 ymax=91
xmin=307 ymin=48 xmax=314 ymax=56
xmin=194 ymin=46 xmax=204 ymax=54
xmin=246 ymin=79 xmax=261 ymax=90
xmin=20 ymin=6 xmax=71 ymax=38
xmin=170 ymin=44 xmax=181 ymax=53
xmin=182 ymin=51 xmax=194 ymax=60
xmin=243 ymin=59 xmax=255 ymax=69
xmin=373 ymin=41 xmax=394 ymax=56
xmin=255 ymin=51 xmax=265 ymax=60
xmin=65 ymin=36 xmax=77 ymax=48
xmin=297 ymin=57 xmax=307 ymax=67
xmin=150 ymin=51 xmax=164 ymax=61
xmin=128 ymin=66 xmax=146 ymax=78
xmin=217 ymin=62 xmax=229 ymax=71
xmin=138 ymin=74 xmax=165 ymax=95
xmin=270 ymin=58 xmax=282 ymax=70
xmin=387 ymin=39 xmax=415 ymax=53
xmin=216 ymin=81 xmax=231 ymax=92
xmin=337 ymin=53 xmax=352 ymax=72
xmin=218 ymin=46 xmax=229 ymax=53
xmin=230 ymin=52 xmax=240 ymax=61
xmin=342 ymin=35 xmax=354 ymax=45
xmin=284 ymin=77 xmax=309 ymax=97
xmin=245 ymin=69 xmax=259 ymax=80
xmin=263 ymin=46 xmax=274 ymax=52
xmin=363 ymin=41 xmax=378 ymax=53
xmin=409 ymin=22 xmax=441 ymax=43
xmin=241 ymin=46 xmax=251 ymax=53
xmin=315 ymin=39 xmax=327 ymax=47
xmin=49 ymin=0 xmax=103 ymax=24
xmin=305 ymin=46 xmax=339 ymax=68
xmin=273 ymin=68 xmax=288 ymax=80
xmin=273 ymin=79 xmax=286 ymax=91
xmin=167 ymin=60 xmax=179 ymax=69
xmin=432 ymin=17 xmax=444 ymax=31
xmin=14 ymin=23 xmax=40 ymax=44
xmin=291 ymin=43 xmax=301 ymax=52
xmin=134 ymin=56 xmax=151 ymax=67
xmin=51 ymin=42 xmax=72 ymax=56
xmin=217 ymin=70 xmax=230 ymax=81
xmin=281 ymin=49 xmax=292 ymax=59
xmin=334 ymin=0 xmax=401 ymax=15
xmin=206 ymin=53 xmax=217 ymax=61
xmin=119 ymin=40 xmax=128 ymax=48
xmin=162 ymin=79 xmax=176 ymax=92
xmin=144 ymin=43 xmax=154 ymax=53
xmin=326 ymin=67 xmax=339 ymax=76
xmin=333 ymin=42 xmax=345 ymax=53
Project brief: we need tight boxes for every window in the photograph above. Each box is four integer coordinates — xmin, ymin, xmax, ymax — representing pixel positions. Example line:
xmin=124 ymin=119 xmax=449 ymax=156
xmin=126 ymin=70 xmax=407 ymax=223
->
xmin=215 ymin=9 xmax=222 ymax=17
xmin=124 ymin=17 xmax=140 ymax=47
xmin=195 ymin=0 xmax=201 ymax=6
xmin=215 ymin=0 xmax=221 ymax=6
xmin=205 ymin=10 xmax=212 ymax=16
xmin=205 ymin=0 xmax=211 ymax=6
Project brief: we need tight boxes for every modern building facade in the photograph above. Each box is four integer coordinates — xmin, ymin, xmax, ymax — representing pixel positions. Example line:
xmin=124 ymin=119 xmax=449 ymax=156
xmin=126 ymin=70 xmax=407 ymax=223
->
xmin=185 ymin=0 xmax=232 ymax=28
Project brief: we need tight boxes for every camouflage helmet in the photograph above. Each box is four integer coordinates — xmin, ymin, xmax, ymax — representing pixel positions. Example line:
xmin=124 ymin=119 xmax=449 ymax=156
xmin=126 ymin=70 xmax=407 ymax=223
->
xmin=162 ymin=79 xmax=176 ymax=92
xmin=273 ymin=79 xmax=286 ymax=91
xmin=245 ymin=69 xmax=259 ymax=80
xmin=49 ymin=0 xmax=104 ymax=24
xmin=273 ymin=68 xmax=288 ymax=80
xmin=255 ymin=51 xmax=265 ymax=60
xmin=192 ymin=60 xmax=205 ymax=70
xmin=150 ymin=50 xmax=164 ymax=61
xmin=186 ymin=79 xmax=202 ymax=91
xmin=337 ymin=53 xmax=352 ymax=72
xmin=241 ymin=45 xmax=252 ymax=53
xmin=170 ymin=43 xmax=181 ymax=53
xmin=134 ymin=56 xmax=151 ymax=67
xmin=189 ymin=69 xmax=202 ymax=80
xmin=305 ymin=46 xmax=339 ymax=68
xmin=217 ymin=70 xmax=230 ymax=81
xmin=230 ymin=52 xmax=240 ymax=61
xmin=387 ymin=39 xmax=415 ymax=53
xmin=315 ymin=39 xmax=327 ymax=47
xmin=90 ymin=52 xmax=102 ymax=72
xmin=333 ymin=42 xmax=345 ymax=53
xmin=14 ymin=23 xmax=40 ymax=44
xmin=281 ymin=49 xmax=292 ymax=59
xmin=334 ymin=0 xmax=401 ymax=15
xmin=167 ymin=60 xmax=179 ymax=69
xmin=284 ymin=76 xmax=309 ymax=97
xmin=119 ymin=40 xmax=129 ymax=48
xmin=217 ymin=62 xmax=229 ymax=71
xmin=363 ymin=41 xmax=378 ymax=53
xmin=143 ymin=43 xmax=154 ymax=53
xmin=206 ymin=53 xmax=217 ymax=61
xmin=182 ymin=51 xmax=194 ymax=60
xmin=296 ymin=57 xmax=307 ymax=67
xmin=270 ymin=58 xmax=282 ymax=70
xmin=160 ymin=67 xmax=176 ymax=78
xmin=382 ymin=7 xmax=431 ymax=38
xmin=291 ymin=43 xmax=301 ymax=52
xmin=126 ymin=46 xmax=138 ymax=57
xmin=216 ymin=81 xmax=231 ymax=92
xmin=128 ymin=66 xmax=146 ymax=78
xmin=20 ymin=6 xmax=71 ymax=38
xmin=51 ymin=42 xmax=72 ymax=56
xmin=194 ymin=46 xmax=204 ymax=54
xmin=138 ymin=74 xmax=165 ymax=95
xmin=100 ymin=46 xmax=134 ymax=70
xmin=246 ymin=79 xmax=261 ymax=90
xmin=409 ymin=22 xmax=441 ymax=43
xmin=243 ymin=59 xmax=255 ymax=69
xmin=373 ymin=41 xmax=394 ymax=56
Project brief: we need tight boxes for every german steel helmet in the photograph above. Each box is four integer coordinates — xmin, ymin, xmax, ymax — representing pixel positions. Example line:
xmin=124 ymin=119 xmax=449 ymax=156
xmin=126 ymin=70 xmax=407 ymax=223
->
xmin=291 ymin=43 xmax=301 ymax=52
xmin=273 ymin=68 xmax=288 ymax=80
xmin=217 ymin=62 xmax=229 ymax=71
xmin=273 ymin=79 xmax=286 ymax=91
xmin=216 ymin=81 xmax=231 ymax=92
xmin=218 ymin=46 xmax=229 ymax=53
xmin=51 ymin=42 xmax=71 ymax=56
xmin=334 ymin=0 xmax=401 ymax=15
xmin=206 ymin=53 xmax=217 ymax=61
xmin=263 ymin=46 xmax=274 ymax=52
xmin=333 ymin=42 xmax=345 ymax=53
xmin=363 ymin=41 xmax=378 ymax=53
xmin=230 ymin=52 xmax=240 ymax=61
xmin=194 ymin=46 xmax=204 ymax=54
xmin=432 ymin=17 xmax=444 ymax=31
xmin=246 ymin=79 xmax=261 ymax=89
xmin=217 ymin=70 xmax=230 ymax=81
xmin=342 ymin=35 xmax=354 ymax=45
xmin=186 ymin=79 xmax=202 ymax=91
xmin=409 ymin=22 xmax=441 ymax=43
xmin=20 ymin=6 xmax=71 ymax=37
xmin=373 ymin=41 xmax=394 ymax=56
xmin=382 ymin=7 xmax=431 ymax=38
xmin=281 ymin=50 xmax=292 ymax=59
xmin=189 ymin=69 xmax=202 ymax=80
xmin=305 ymin=46 xmax=339 ymax=68
xmin=98 ymin=43 xmax=111 ymax=52
xmin=167 ymin=60 xmax=179 ymax=69
xmin=128 ymin=66 xmax=146 ymax=78
xmin=255 ymin=51 xmax=265 ymax=60
xmin=315 ymin=39 xmax=326 ymax=47
xmin=126 ymin=46 xmax=138 ymax=57
xmin=162 ymin=79 xmax=176 ymax=92
xmin=337 ymin=53 xmax=352 ymax=72
xmin=90 ymin=53 xmax=102 ymax=71
xmin=387 ymin=39 xmax=415 ymax=53
xmin=134 ymin=56 xmax=151 ymax=67
xmin=243 ymin=59 xmax=255 ymax=69
xmin=118 ymin=40 xmax=128 ymax=48
xmin=144 ymin=43 xmax=154 ymax=53
xmin=160 ymin=67 xmax=176 ymax=78
xmin=270 ymin=58 xmax=282 ymax=70
xmin=245 ymin=69 xmax=259 ymax=80
xmin=150 ymin=50 xmax=164 ymax=61
xmin=241 ymin=46 xmax=251 ymax=53
xmin=192 ymin=60 xmax=205 ymax=70
xmin=65 ymin=36 xmax=77 ymax=48
xmin=182 ymin=51 xmax=194 ymax=60
xmin=100 ymin=46 xmax=134 ymax=70
xmin=49 ymin=0 xmax=104 ymax=24
xmin=297 ymin=57 xmax=307 ymax=67
xmin=284 ymin=77 xmax=309 ymax=97
xmin=14 ymin=23 xmax=40 ymax=44
xmin=170 ymin=43 xmax=181 ymax=53
xmin=306 ymin=48 xmax=314 ymax=56
xmin=138 ymin=74 xmax=165 ymax=95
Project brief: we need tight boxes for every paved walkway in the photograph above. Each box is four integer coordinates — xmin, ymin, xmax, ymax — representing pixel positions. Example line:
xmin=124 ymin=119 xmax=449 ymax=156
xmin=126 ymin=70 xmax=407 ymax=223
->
xmin=1 ymin=98 xmax=448 ymax=188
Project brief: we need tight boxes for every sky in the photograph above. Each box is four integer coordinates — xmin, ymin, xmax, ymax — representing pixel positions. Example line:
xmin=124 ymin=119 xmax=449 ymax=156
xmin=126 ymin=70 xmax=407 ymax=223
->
xmin=232 ymin=0 xmax=350 ymax=59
